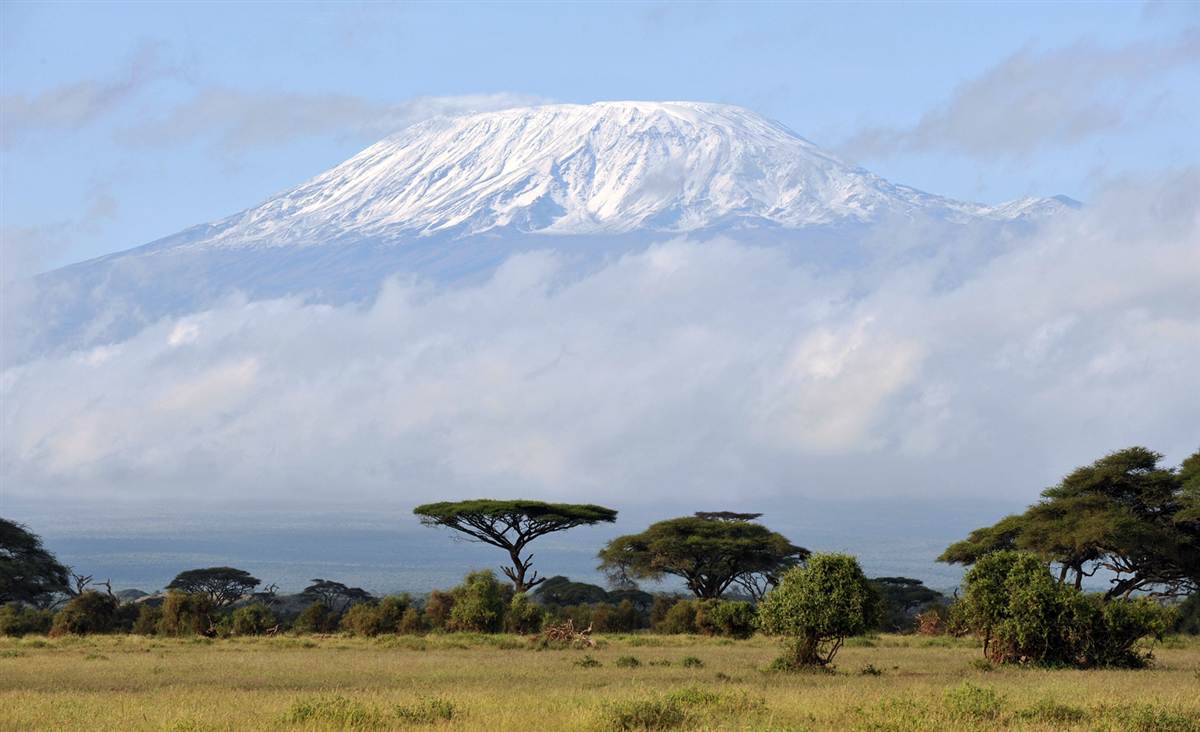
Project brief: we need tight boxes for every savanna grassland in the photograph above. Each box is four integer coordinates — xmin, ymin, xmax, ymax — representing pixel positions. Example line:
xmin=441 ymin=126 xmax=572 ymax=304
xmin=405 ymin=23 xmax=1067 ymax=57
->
xmin=2 ymin=633 xmax=1198 ymax=731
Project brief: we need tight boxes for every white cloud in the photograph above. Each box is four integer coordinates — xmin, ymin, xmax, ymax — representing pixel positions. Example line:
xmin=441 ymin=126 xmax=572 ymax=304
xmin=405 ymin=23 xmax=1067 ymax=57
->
xmin=1 ymin=170 xmax=1197 ymax=511
xmin=841 ymin=30 xmax=1200 ymax=159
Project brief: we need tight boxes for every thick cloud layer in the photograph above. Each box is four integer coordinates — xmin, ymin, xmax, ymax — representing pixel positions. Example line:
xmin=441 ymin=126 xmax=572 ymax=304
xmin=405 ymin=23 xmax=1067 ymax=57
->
xmin=2 ymin=171 xmax=1197 ymax=512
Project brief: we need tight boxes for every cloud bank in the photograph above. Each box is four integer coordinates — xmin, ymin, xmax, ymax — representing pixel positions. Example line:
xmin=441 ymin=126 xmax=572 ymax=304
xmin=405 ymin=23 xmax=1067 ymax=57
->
xmin=2 ymin=171 xmax=1197 ymax=511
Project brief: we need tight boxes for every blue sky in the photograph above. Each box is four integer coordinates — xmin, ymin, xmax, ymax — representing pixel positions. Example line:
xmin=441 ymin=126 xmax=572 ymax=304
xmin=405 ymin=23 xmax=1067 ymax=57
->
xmin=2 ymin=1 xmax=1197 ymax=271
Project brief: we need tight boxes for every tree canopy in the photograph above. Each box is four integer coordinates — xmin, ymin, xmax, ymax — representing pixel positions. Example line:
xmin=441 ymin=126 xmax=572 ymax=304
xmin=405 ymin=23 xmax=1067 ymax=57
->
xmin=597 ymin=513 xmax=808 ymax=599
xmin=939 ymin=447 xmax=1200 ymax=599
xmin=300 ymin=579 xmax=373 ymax=614
xmin=1 ymin=518 xmax=70 ymax=607
xmin=166 ymin=567 xmax=261 ymax=606
xmin=413 ymin=500 xmax=618 ymax=592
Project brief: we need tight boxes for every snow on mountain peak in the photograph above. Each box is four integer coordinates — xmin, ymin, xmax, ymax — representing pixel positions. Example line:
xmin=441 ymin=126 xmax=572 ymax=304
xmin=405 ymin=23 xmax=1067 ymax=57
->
xmin=194 ymin=101 xmax=1068 ymax=249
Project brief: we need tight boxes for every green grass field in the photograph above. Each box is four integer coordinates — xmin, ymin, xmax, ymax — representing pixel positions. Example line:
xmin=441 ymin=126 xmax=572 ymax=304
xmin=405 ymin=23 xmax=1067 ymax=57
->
xmin=2 ymin=633 xmax=1198 ymax=731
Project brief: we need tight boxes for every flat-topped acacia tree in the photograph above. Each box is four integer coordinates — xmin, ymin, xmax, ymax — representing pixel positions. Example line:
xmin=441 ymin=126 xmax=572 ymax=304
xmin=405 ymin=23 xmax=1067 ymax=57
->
xmin=413 ymin=500 xmax=618 ymax=592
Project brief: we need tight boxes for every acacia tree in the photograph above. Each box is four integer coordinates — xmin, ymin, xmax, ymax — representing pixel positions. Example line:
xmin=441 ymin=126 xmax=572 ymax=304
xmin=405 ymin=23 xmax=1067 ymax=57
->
xmin=301 ymin=579 xmax=373 ymax=614
xmin=597 ymin=513 xmax=808 ymax=599
xmin=166 ymin=567 xmax=261 ymax=607
xmin=939 ymin=447 xmax=1200 ymax=599
xmin=1 ymin=518 xmax=70 ymax=607
xmin=413 ymin=500 xmax=618 ymax=592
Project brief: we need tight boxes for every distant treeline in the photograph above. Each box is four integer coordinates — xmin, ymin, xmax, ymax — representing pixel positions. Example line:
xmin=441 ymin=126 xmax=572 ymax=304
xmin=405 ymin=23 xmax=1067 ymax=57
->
xmin=2 ymin=445 xmax=1197 ymax=668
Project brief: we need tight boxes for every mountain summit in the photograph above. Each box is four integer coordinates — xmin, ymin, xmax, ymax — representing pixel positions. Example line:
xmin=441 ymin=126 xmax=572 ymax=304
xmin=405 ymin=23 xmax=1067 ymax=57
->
xmin=13 ymin=101 xmax=1074 ymax=361
xmin=197 ymin=101 xmax=1065 ymax=249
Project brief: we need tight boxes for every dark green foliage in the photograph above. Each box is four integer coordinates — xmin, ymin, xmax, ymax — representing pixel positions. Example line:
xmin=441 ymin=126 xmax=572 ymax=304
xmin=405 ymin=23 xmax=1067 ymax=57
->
xmin=614 ymin=655 xmax=641 ymax=668
xmin=956 ymin=550 xmax=1173 ymax=667
xmin=681 ymin=655 xmax=704 ymax=668
xmin=398 ymin=606 xmax=427 ymax=635
xmin=230 ymin=603 xmax=277 ymax=635
xmin=300 ymin=579 xmax=372 ymax=614
xmin=598 ymin=514 xmax=807 ymax=598
xmin=871 ymin=577 xmax=946 ymax=632
xmin=0 ymin=603 xmax=53 ymax=636
xmin=531 ymin=575 xmax=609 ymax=606
xmin=649 ymin=595 xmax=682 ymax=628
xmin=423 ymin=590 xmax=454 ymax=631
xmin=941 ymin=447 xmax=1200 ymax=599
xmin=504 ymin=592 xmax=544 ymax=633
xmin=0 ymin=518 xmax=70 ymax=607
xmin=695 ymin=599 xmax=756 ymax=638
xmin=166 ymin=567 xmax=261 ymax=607
xmin=413 ymin=500 xmax=618 ymax=592
xmin=447 ymin=570 xmax=510 ymax=632
xmin=757 ymin=553 xmax=880 ymax=667
xmin=132 ymin=604 xmax=161 ymax=635
xmin=591 ymin=599 xmax=642 ymax=632
xmin=1169 ymin=593 xmax=1200 ymax=634
xmin=50 ymin=590 xmax=119 ymax=636
xmin=158 ymin=591 xmax=215 ymax=636
xmin=293 ymin=602 xmax=338 ymax=633
xmin=340 ymin=597 xmax=414 ymax=636
xmin=656 ymin=599 xmax=699 ymax=634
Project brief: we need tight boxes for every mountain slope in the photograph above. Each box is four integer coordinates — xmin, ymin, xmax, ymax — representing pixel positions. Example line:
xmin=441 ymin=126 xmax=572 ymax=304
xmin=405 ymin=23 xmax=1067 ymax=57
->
xmin=189 ymin=101 xmax=1069 ymax=249
xmin=8 ymin=101 xmax=1076 ymax=363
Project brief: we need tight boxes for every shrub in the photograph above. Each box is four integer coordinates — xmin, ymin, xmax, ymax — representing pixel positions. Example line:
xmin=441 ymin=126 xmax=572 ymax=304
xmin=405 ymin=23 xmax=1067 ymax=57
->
xmin=591 ymin=599 xmax=642 ymax=632
xmin=655 ymin=599 xmax=698 ymax=634
xmin=158 ymin=591 xmax=215 ymax=636
xmin=340 ymin=602 xmax=383 ymax=636
xmin=681 ymin=656 xmax=704 ymax=668
xmin=0 ymin=604 xmax=53 ymax=636
xmin=602 ymin=697 xmax=686 ymax=731
xmin=943 ymin=682 xmax=1004 ymax=721
xmin=575 ymin=654 xmax=602 ymax=667
xmin=398 ymin=606 xmax=427 ymax=635
xmin=1168 ymin=593 xmax=1199 ymax=634
xmin=447 ymin=570 xmax=508 ymax=633
xmin=423 ymin=590 xmax=454 ymax=630
xmin=1017 ymin=699 xmax=1087 ymax=724
xmin=649 ymin=595 xmax=682 ymax=628
xmin=375 ymin=595 xmax=412 ymax=633
xmin=958 ymin=550 xmax=1173 ymax=667
xmin=696 ymin=600 xmax=755 ymax=638
xmin=615 ymin=655 xmax=641 ymax=668
xmin=230 ymin=603 xmax=277 ymax=635
xmin=757 ymin=553 xmax=880 ymax=668
xmin=50 ymin=591 xmax=119 ymax=636
xmin=132 ymin=605 xmax=162 ymax=635
xmin=505 ymin=592 xmax=544 ymax=634
xmin=282 ymin=695 xmax=382 ymax=727
xmin=293 ymin=602 xmax=338 ymax=634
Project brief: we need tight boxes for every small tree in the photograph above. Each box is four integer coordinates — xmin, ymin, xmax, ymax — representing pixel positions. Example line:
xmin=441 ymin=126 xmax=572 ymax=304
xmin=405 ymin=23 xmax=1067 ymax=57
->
xmin=158 ymin=591 xmax=215 ymax=636
xmin=1 ymin=518 xmax=70 ymax=607
xmin=413 ymin=500 xmax=618 ymax=592
xmin=166 ymin=567 xmax=260 ymax=607
xmin=598 ymin=513 xmax=807 ymax=598
xmin=757 ymin=553 xmax=879 ymax=668
xmin=293 ymin=602 xmax=338 ymax=634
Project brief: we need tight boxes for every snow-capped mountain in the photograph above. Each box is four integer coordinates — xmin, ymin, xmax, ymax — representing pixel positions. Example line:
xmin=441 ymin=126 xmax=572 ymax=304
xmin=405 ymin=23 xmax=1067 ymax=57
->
xmin=191 ymin=101 xmax=1066 ymax=248
xmin=8 ymin=101 xmax=1076 ymax=362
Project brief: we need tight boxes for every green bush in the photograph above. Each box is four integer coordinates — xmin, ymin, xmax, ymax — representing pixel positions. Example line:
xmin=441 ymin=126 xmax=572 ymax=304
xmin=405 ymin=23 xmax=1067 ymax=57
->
xmin=50 ymin=591 xmax=119 ymax=636
xmin=0 ymin=604 xmax=53 ymax=636
xmin=590 ymin=599 xmax=643 ymax=632
xmin=757 ymin=553 xmax=880 ymax=668
xmin=158 ymin=591 xmax=215 ymax=636
xmin=447 ymin=570 xmax=509 ymax=633
xmin=649 ymin=595 xmax=682 ymax=628
xmin=292 ymin=602 xmax=338 ymax=634
xmin=340 ymin=602 xmax=382 ymax=636
xmin=655 ymin=599 xmax=698 ymax=634
xmin=504 ymin=592 xmax=544 ymax=633
xmin=230 ymin=603 xmax=277 ymax=635
xmin=695 ymin=600 xmax=756 ymax=638
xmin=393 ymin=697 xmax=456 ymax=724
xmin=957 ymin=550 xmax=1173 ymax=667
xmin=132 ymin=605 xmax=162 ymax=635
